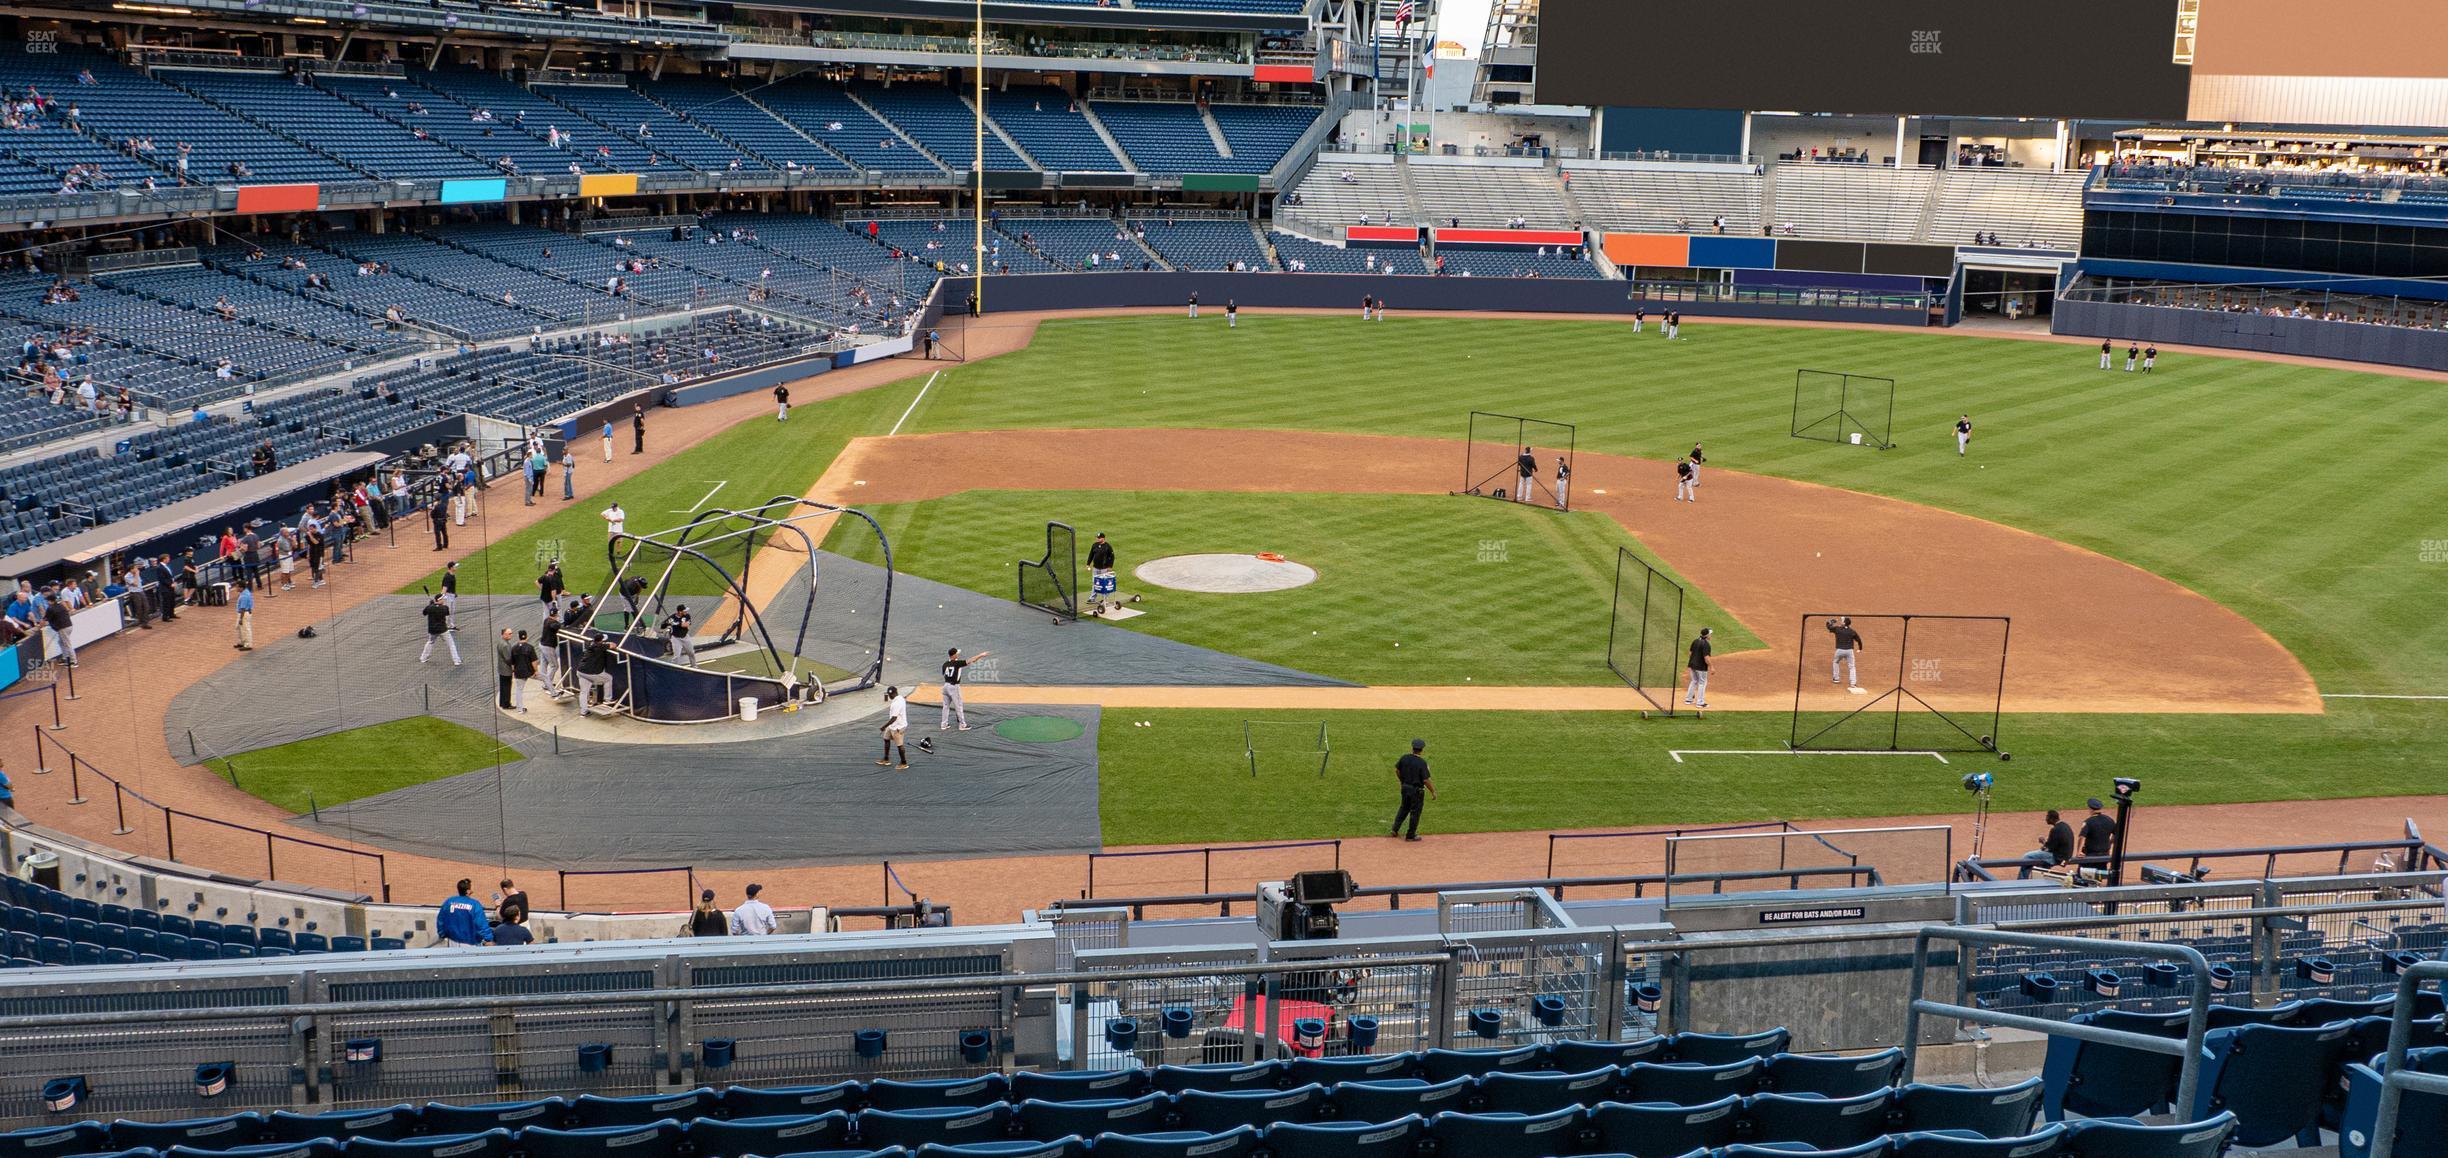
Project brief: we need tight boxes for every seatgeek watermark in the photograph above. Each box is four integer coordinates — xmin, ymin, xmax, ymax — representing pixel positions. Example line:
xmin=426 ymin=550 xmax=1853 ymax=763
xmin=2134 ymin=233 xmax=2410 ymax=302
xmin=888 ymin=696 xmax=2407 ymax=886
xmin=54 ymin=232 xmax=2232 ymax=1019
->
xmin=1477 ymin=539 xmax=1509 ymax=564
xmin=2422 ymin=539 xmax=2448 ymax=563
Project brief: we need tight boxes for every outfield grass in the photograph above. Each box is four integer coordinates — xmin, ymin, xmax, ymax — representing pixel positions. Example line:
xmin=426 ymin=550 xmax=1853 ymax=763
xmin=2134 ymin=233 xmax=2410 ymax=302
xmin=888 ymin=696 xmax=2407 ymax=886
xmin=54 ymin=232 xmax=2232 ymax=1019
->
xmin=208 ymin=717 xmax=523 ymax=815
xmin=824 ymin=490 xmax=1761 ymax=685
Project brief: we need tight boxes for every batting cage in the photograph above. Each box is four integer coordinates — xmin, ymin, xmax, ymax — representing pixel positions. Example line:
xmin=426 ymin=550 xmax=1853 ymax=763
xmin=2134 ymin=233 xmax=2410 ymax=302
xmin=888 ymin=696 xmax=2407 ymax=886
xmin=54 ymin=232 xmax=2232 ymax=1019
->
xmin=1018 ymin=520 xmax=1078 ymax=622
xmin=1790 ymin=614 xmax=2010 ymax=756
xmin=1791 ymin=370 xmax=1897 ymax=450
xmin=1663 ymin=825 xmax=1954 ymax=899
xmin=1458 ymin=411 xmax=1578 ymax=510
xmin=1605 ymin=547 xmax=1687 ymax=716
xmin=1243 ymin=719 xmax=1331 ymax=778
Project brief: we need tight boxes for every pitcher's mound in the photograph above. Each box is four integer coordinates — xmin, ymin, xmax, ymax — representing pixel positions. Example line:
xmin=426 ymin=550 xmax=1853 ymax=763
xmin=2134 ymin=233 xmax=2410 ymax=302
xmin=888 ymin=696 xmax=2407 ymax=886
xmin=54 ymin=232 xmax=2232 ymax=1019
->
xmin=1136 ymin=553 xmax=1319 ymax=593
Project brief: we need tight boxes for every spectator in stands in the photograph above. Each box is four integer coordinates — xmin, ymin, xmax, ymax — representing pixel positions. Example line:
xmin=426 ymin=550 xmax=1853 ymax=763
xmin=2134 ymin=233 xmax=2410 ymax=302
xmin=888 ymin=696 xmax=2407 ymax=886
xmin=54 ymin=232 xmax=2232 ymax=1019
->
xmin=491 ymin=909 xmax=534 ymax=947
xmin=436 ymin=879 xmax=491 ymax=947
xmin=688 ymin=889 xmax=728 ymax=936
xmin=41 ymin=589 xmax=73 ymax=668
xmin=731 ymin=884 xmax=777 ymax=936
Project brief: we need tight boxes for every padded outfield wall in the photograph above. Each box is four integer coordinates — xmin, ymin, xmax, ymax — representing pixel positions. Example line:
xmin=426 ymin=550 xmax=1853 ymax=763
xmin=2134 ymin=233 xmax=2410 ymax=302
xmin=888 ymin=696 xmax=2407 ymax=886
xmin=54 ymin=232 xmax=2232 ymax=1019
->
xmin=969 ymin=271 xmax=1933 ymax=325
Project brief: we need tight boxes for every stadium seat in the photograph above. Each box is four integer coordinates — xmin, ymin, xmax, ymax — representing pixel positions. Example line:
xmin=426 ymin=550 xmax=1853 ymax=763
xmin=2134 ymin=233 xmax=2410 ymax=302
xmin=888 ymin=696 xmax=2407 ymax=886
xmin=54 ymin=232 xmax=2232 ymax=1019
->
xmin=1743 ymin=1089 xmax=1896 ymax=1151
xmin=2202 ymin=1001 xmax=2302 ymax=1030
xmin=2189 ymin=1020 xmax=2356 ymax=1147
xmin=912 ymin=1138 xmax=1086 ymax=1158
xmin=1547 ymin=1037 xmax=1669 ymax=1072
xmin=1766 ymin=1050 xmax=1908 ymax=1097
xmin=1419 ymin=1044 xmax=1544 ymax=1082
xmin=1260 ymin=1114 xmax=1423 ymax=1158
xmin=1425 ymin=1106 xmax=1588 ymax=1158
xmin=109 ymin=1114 xmax=267 ymax=1150
xmin=1013 ymin=1095 xmax=1168 ymax=1142
xmin=304 ymin=935 xmax=340 ymax=953
xmin=1622 ymin=1058 xmax=1765 ymax=1104
xmin=2059 ymin=1111 xmax=2236 ymax=1158
xmin=1284 ymin=1054 xmax=1418 ymax=1086
xmin=1172 ymin=1084 xmax=1326 ymax=1134
xmin=1150 ymin=1062 xmax=1284 ymax=1094
xmin=864 ymin=1076 xmax=1009 ymax=1112
xmin=569 ymin=1090 xmax=716 ymax=1129
xmin=2340 ymin=1046 xmax=2448 ymax=1158
xmin=2296 ymin=996 xmax=2395 ymax=1024
xmin=2039 ymin=1010 xmax=2190 ymax=1121
xmin=853 ymin=1106 xmax=1012 ymax=1151
xmin=166 ymin=1141 xmax=340 ymax=1158
xmin=1674 ymin=1028 xmax=1795 ymax=1065
xmin=1477 ymin=1067 xmax=1625 ymax=1115
xmin=1079 ymin=1128 xmax=1260 ymax=1158
xmin=516 ymin=1121 xmax=683 ymax=1158
xmin=1894 ymin=1080 xmax=2043 ymax=1138
xmin=1891 ymin=1125 xmax=2069 ymax=1158
xmin=1722 ymin=1141 xmax=1895 ymax=1158
xmin=1324 ymin=1077 xmax=1472 ymax=1122
xmin=1009 ymin=1069 xmax=1150 ymax=1103
xmin=339 ymin=1132 xmax=516 ymax=1158
xmin=262 ymin=1106 xmax=420 ymax=1143
xmin=418 ymin=1099 xmax=569 ymax=1134
xmin=717 ymin=1083 xmax=862 ymax=1118
xmin=683 ymin=1113 xmax=850 ymax=1158
xmin=256 ymin=929 xmax=292 ymax=952
xmin=0 ymin=1121 xmax=110 ymax=1158
xmin=1589 ymin=1096 xmax=1745 ymax=1156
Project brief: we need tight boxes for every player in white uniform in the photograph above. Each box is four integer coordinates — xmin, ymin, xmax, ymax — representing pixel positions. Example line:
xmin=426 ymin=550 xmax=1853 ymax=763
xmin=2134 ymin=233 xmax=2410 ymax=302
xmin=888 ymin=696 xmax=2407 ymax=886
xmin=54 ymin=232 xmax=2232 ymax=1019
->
xmin=878 ymin=686 xmax=912 ymax=768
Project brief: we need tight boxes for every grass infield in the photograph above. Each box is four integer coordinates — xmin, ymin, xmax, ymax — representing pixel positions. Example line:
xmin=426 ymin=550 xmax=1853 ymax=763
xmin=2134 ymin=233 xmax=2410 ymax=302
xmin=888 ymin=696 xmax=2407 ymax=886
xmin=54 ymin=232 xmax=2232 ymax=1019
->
xmin=208 ymin=717 xmax=523 ymax=815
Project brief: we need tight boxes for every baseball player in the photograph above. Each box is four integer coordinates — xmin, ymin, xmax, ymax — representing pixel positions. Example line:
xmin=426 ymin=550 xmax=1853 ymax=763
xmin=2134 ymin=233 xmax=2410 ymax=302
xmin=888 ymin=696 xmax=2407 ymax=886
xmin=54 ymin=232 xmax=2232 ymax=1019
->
xmin=1685 ymin=627 xmax=1712 ymax=713
xmin=1553 ymin=456 xmax=1570 ymax=509
xmin=1827 ymin=616 xmax=1865 ymax=688
xmin=1632 ymin=305 xmax=1646 ymax=334
xmin=939 ymin=647 xmax=989 ymax=730
xmin=1514 ymin=446 xmax=1537 ymax=503
xmin=1675 ymin=456 xmax=1697 ymax=502
xmin=1361 ymin=293 xmax=1373 ymax=321
xmin=1226 ymin=299 xmax=1238 ymax=329
xmin=2099 ymin=338 xmax=2113 ymax=370
xmin=2142 ymin=345 xmax=2158 ymax=373
xmin=2124 ymin=343 xmax=2139 ymax=372
xmin=1955 ymin=415 xmax=1974 ymax=457
xmin=1187 ymin=291 xmax=1198 ymax=319
xmin=1665 ymin=310 xmax=1680 ymax=340
xmin=774 ymin=383 xmax=790 ymax=422
xmin=877 ymin=686 xmax=912 ymax=769
xmin=1688 ymin=443 xmax=1706 ymax=495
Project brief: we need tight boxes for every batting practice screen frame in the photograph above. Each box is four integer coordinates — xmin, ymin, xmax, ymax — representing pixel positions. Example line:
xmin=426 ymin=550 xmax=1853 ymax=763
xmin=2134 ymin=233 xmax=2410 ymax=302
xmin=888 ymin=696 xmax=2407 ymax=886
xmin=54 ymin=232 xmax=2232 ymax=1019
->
xmin=1460 ymin=411 xmax=1578 ymax=511
xmin=1792 ymin=370 xmax=1896 ymax=450
xmin=1605 ymin=546 xmax=1687 ymax=716
xmin=1789 ymin=613 xmax=2009 ymax=755
xmin=1018 ymin=520 xmax=1078 ymax=621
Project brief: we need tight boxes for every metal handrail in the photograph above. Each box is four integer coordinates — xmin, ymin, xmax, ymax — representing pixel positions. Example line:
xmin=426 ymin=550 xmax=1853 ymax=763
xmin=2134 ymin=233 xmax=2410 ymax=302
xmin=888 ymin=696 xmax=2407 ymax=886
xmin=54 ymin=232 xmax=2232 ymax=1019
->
xmin=2374 ymin=960 xmax=2448 ymax=1158
xmin=1905 ymin=926 xmax=2215 ymax=1119
xmin=1048 ymin=864 xmax=1887 ymax=919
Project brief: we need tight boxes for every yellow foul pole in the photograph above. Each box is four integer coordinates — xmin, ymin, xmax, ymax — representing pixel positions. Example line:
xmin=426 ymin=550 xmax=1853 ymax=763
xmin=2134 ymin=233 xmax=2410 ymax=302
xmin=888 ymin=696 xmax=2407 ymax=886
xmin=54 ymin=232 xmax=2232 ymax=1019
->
xmin=973 ymin=0 xmax=986 ymax=315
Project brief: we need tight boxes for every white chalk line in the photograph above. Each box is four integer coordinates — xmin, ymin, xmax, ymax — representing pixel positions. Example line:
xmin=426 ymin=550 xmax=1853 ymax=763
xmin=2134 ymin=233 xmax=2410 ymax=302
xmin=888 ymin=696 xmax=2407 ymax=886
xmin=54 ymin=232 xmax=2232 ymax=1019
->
xmin=671 ymin=480 xmax=727 ymax=514
xmin=888 ymin=370 xmax=941 ymax=437
xmin=2323 ymin=694 xmax=2448 ymax=701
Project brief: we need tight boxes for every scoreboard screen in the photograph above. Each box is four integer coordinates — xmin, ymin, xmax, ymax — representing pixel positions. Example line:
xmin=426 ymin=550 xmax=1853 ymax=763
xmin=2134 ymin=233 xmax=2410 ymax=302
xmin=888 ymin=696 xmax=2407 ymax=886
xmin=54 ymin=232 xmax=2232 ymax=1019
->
xmin=1536 ymin=0 xmax=2193 ymax=120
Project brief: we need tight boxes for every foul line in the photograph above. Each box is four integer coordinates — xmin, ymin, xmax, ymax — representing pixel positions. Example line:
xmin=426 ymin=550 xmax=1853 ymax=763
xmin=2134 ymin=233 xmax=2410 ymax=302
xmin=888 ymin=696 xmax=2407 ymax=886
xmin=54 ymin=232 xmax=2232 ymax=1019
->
xmin=1672 ymin=748 xmax=1950 ymax=764
xmin=2323 ymin=694 xmax=2448 ymax=701
xmin=888 ymin=370 xmax=941 ymax=437
xmin=671 ymin=480 xmax=727 ymax=514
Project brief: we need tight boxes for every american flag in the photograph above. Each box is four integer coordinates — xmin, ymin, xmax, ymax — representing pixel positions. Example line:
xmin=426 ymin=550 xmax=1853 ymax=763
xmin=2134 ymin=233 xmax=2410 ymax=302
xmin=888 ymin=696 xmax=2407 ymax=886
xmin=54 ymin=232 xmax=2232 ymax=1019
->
xmin=1394 ymin=0 xmax=1413 ymax=26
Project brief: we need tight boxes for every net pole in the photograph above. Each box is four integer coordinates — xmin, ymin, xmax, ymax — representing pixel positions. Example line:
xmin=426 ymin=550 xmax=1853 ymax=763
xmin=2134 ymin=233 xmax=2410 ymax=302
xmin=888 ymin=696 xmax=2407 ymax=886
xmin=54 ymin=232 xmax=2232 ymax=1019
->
xmin=1668 ymin=578 xmax=1685 ymax=712
xmin=1891 ymin=616 xmax=1913 ymax=752
xmin=1791 ymin=370 xmax=1804 ymax=439
xmin=1604 ymin=547 xmax=1625 ymax=682
xmin=1882 ymin=377 xmax=1896 ymax=449
xmin=1838 ymin=374 xmax=1851 ymax=444
xmin=1790 ymin=614 xmax=1808 ymax=750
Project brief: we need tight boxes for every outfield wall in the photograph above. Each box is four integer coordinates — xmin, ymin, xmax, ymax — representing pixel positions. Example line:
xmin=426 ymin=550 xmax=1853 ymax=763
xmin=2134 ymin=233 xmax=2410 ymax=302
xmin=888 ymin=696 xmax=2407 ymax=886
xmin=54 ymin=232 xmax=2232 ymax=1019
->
xmin=2054 ymin=297 xmax=2448 ymax=372
xmin=975 ymin=271 xmax=1932 ymax=326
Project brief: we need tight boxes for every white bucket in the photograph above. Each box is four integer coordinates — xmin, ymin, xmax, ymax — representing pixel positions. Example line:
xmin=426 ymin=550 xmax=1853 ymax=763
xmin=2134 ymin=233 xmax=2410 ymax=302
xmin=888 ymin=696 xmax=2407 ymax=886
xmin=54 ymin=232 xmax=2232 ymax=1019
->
xmin=1849 ymin=432 xmax=1863 ymax=445
xmin=738 ymin=697 xmax=759 ymax=722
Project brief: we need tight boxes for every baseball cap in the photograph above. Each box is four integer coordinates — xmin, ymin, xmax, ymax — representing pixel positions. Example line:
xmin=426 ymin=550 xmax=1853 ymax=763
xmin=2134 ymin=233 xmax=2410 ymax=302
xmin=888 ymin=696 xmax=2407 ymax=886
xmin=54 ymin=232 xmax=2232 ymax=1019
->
xmin=700 ymin=888 xmax=716 ymax=901
xmin=1410 ymin=738 xmax=1426 ymax=752
xmin=2086 ymin=797 xmax=2104 ymax=810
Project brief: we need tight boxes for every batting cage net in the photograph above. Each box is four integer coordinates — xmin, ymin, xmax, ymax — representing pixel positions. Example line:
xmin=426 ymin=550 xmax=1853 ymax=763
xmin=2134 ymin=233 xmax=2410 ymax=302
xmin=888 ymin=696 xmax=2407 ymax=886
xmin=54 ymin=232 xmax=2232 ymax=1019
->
xmin=1460 ymin=411 xmax=1578 ymax=510
xmin=1605 ymin=547 xmax=1687 ymax=715
xmin=1791 ymin=614 xmax=2010 ymax=755
xmin=1664 ymin=825 xmax=1954 ymax=899
xmin=1791 ymin=370 xmax=1897 ymax=449
xmin=1018 ymin=520 xmax=1078 ymax=621
xmin=1243 ymin=720 xmax=1331 ymax=778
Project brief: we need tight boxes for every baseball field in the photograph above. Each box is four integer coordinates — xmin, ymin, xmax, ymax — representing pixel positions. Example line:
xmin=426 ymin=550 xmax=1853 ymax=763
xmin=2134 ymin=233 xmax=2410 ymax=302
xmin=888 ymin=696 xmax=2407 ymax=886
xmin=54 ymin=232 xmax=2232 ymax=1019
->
xmin=407 ymin=312 xmax=2444 ymax=849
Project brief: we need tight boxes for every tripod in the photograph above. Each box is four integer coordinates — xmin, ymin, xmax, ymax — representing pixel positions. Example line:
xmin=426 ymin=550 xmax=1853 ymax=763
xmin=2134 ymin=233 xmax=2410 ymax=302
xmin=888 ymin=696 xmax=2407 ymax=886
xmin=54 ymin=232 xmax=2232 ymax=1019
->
xmin=1967 ymin=785 xmax=1995 ymax=861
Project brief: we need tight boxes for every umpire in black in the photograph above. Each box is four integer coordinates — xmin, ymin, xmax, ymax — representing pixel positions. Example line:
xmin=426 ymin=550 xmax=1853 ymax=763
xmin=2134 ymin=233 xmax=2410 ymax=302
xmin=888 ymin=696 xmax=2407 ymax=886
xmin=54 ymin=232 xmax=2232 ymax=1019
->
xmin=1391 ymin=739 xmax=1435 ymax=842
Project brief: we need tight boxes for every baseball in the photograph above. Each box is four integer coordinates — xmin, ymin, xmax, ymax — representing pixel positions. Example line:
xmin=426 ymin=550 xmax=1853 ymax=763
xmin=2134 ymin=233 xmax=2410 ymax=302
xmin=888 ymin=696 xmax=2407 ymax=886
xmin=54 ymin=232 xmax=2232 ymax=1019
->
xmin=1815 ymin=552 xmax=1821 ymax=557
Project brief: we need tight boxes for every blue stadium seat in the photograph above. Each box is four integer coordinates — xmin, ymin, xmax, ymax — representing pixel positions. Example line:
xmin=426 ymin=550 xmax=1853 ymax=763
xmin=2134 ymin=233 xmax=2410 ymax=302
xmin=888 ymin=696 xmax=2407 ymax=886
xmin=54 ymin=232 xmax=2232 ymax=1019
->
xmin=336 ymin=1131 xmax=515 ymax=1158
xmin=34 ymin=937 xmax=69 ymax=966
xmin=716 ymin=1083 xmax=861 ymax=1118
xmin=1589 ymin=1097 xmax=1744 ymax=1156
xmin=159 ymin=915 xmax=192 ymax=938
xmin=516 ymin=1121 xmax=683 ymax=1158
xmin=255 ymin=929 xmax=292 ymax=952
xmin=304 ymin=935 xmax=341 ymax=953
xmin=0 ymin=1121 xmax=110 ymax=1158
xmin=1419 ymin=1045 xmax=1543 ymax=1083
xmin=418 ymin=1099 xmax=569 ymax=1134
xmin=1425 ymin=1106 xmax=1588 ymax=1158
xmin=1260 ymin=1114 xmax=1423 ymax=1158
xmin=2340 ymin=1047 xmax=2448 ymax=1158
xmin=65 ymin=898 xmax=99 ymax=923
xmin=1547 ymin=1037 xmax=1669 ymax=1072
xmin=262 ymin=1106 xmax=420 ymax=1143
xmin=853 ymin=1106 xmax=1011 ymax=1151
xmin=1324 ymin=1077 xmax=1472 ymax=1123
xmin=1673 ymin=1028 xmax=1794 ymax=1065
xmin=1766 ymin=1050 xmax=1907 ymax=1098
xmin=912 ymin=1139 xmax=1086 ymax=1158
xmin=165 ymin=1141 xmax=340 ymax=1158
xmin=1150 ymin=1062 xmax=1283 ymax=1094
xmin=569 ymin=1090 xmax=716 ymax=1129
xmin=372 ymin=938 xmax=408 ymax=951
xmin=109 ymin=1116 xmax=265 ymax=1151
xmin=1171 ymin=1084 xmax=1326 ymax=1134
xmin=2205 ymin=1002 xmax=2303 ymax=1030
xmin=683 ymin=1113 xmax=850 ymax=1158
xmin=1009 ymin=1069 xmax=1150 ymax=1103
xmin=2039 ymin=1010 xmax=2189 ymax=1122
xmin=1477 ymin=1067 xmax=1624 ymax=1116
xmin=2060 ymin=1112 xmax=2236 ymax=1158
xmin=1722 ymin=1141 xmax=1895 ymax=1158
xmin=1622 ymin=1058 xmax=1765 ymax=1105
xmin=1014 ymin=1095 xmax=1168 ymax=1142
xmin=184 ymin=938 xmax=220 ymax=962
xmin=1743 ymin=1089 xmax=1895 ymax=1151
xmin=1284 ymin=1054 xmax=1417 ymax=1086
xmin=2189 ymin=1020 xmax=2357 ymax=1147
xmin=1894 ymin=1080 xmax=2043 ymax=1138
xmin=864 ymin=1076 xmax=1009 ymax=1112
xmin=1891 ymin=1125 xmax=2069 ymax=1158
xmin=1079 ymin=1128 xmax=1259 ymax=1158
xmin=2296 ymin=997 xmax=2395 ymax=1024
xmin=127 ymin=909 xmax=160 ymax=932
